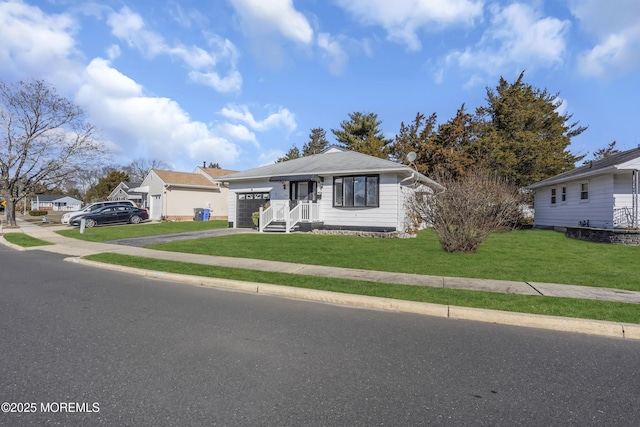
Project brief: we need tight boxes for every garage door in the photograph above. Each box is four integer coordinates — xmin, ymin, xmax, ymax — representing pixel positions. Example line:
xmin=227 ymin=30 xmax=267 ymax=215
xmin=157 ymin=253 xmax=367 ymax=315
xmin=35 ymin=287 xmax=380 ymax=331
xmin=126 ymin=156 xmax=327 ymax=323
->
xmin=237 ymin=192 xmax=270 ymax=228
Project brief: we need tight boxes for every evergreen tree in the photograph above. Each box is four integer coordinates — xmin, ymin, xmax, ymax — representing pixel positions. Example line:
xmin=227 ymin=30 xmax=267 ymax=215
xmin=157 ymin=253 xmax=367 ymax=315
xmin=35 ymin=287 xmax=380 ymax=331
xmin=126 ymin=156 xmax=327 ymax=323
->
xmin=85 ymin=170 xmax=129 ymax=202
xmin=591 ymin=141 xmax=620 ymax=161
xmin=432 ymin=105 xmax=477 ymax=178
xmin=390 ymin=107 xmax=476 ymax=179
xmin=473 ymin=71 xmax=586 ymax=187
xmin=390 ymin=112 xmax=438 ymax=174
xmin=303 ymin=128 xmax=329 ymax=156
xmin=276 ymin=145 xmax=301 ymax=163
xmin=331 ymin=112 xmax=392 ymax=158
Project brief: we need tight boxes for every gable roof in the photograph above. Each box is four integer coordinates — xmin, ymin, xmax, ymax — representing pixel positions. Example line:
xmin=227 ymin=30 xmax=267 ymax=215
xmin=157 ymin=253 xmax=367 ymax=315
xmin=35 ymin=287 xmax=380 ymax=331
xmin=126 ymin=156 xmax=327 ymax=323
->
xmin=215 ymin=148 xmax=444 ymax=191
xmin=526 ymin=147 xmax=640 ymax=190
xmin=122 ymin=181 xmax=142 ymax=189
xmin=196 ymin=167 xmax=238 ymax=179
xmin=152 ymin=169 xmax=218 ymax=187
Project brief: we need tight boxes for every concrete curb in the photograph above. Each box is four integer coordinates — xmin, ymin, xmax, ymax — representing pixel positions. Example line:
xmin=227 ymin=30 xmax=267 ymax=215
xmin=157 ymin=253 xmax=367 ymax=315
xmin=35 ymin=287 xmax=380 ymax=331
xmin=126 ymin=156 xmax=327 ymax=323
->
xmin=0 ymin=235 xmax=27 ymax=251
xmin=68 ymin=257 xmax=640 ymax=341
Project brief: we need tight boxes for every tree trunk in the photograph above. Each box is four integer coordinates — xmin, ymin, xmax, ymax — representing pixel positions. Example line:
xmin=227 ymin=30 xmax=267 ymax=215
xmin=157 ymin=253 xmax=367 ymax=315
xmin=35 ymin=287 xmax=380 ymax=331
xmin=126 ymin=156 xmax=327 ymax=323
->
xmin=5 ymin=199 xmax=17 ymax=227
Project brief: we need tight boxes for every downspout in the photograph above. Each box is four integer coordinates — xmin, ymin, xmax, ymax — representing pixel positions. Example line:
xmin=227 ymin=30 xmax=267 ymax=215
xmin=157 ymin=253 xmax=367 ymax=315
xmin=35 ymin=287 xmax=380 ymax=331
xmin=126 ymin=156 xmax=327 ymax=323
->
xmin=634 ymin=170 xmax=639 ymax=228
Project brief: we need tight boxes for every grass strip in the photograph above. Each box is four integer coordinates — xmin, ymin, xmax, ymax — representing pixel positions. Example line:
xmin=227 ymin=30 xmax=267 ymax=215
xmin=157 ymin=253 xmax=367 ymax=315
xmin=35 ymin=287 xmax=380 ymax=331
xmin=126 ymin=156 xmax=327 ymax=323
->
xmin=85 ymin=253 xmax=640 ymax=324
xmin=3 ymin=233 xmax=53 ymax=247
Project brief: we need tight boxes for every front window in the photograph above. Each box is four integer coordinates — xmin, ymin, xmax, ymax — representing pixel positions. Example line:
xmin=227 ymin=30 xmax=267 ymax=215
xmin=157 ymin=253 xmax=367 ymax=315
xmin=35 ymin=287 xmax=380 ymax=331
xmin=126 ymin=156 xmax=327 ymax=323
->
xmin=551 ymin=188 xmax=556 ymax=205
xmin=334 ymin=175 xmax=379 ymax=207
xmin=561 ymin=186 xmax=567 ymax=202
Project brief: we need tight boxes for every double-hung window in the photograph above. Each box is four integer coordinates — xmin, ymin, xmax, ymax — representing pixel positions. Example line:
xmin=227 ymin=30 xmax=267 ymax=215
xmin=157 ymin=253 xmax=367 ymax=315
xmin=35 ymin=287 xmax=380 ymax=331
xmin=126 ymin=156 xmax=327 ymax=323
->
xmin=561 ymin=186 xmax=567 ymax=202
xmin=580 ymin=182 xmax=589 ymax=200
xmin=551 ymin=188 xmax=557 ymax=205
xmin=334 ymin=175 xmax=379 ymax=207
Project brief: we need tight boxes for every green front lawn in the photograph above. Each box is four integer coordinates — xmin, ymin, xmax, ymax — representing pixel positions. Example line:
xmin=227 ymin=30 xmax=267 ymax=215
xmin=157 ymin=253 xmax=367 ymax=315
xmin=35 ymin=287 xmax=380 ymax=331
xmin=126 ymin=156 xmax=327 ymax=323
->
xmin=3 ymin=233 xmax=53 ymax=247
xmin=146 ymin=229 xmax=640 ymax=291
xmin=56 ymin=220 xmax=227 ymax=242
xmin=86 ymin=253 xmax=640 ymax=324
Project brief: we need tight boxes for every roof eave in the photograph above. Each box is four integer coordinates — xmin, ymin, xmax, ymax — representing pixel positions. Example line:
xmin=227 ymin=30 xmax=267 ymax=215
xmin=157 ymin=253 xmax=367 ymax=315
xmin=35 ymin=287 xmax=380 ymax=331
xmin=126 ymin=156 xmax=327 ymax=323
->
xmin=216 ymin=167 xmax=419 ymax=182
xmin=526 ymin=165 xmax=619 ymax=190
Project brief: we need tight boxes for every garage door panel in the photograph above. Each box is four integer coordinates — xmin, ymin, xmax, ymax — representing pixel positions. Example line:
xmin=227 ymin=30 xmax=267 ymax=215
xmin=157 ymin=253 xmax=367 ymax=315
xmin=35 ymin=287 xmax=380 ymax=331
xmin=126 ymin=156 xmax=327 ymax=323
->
xmin=237 ymin=193 xmax=270 ymax=228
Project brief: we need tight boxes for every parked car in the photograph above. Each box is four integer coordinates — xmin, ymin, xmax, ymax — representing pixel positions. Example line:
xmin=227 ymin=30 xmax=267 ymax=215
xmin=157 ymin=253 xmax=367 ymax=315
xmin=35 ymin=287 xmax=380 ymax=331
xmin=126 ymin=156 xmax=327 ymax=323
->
xmin=61 ymin=200 xmax=136 ymax=225
xmin=69 ymin=204 xmax=149 ymax=227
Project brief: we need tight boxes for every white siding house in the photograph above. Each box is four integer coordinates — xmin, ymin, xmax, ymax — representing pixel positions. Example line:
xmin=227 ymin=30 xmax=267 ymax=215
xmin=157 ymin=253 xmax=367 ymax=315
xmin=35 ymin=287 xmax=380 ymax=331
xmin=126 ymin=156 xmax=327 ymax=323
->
xmin=216 ymin=147 xmax=444 ymax=232
xmin=107 ymin=182 xmax=143 ymax=206
xmin=526 ymin=147 xmax=640 ymax=229
xmin=30 ymin=195 xmax=82 ymax=211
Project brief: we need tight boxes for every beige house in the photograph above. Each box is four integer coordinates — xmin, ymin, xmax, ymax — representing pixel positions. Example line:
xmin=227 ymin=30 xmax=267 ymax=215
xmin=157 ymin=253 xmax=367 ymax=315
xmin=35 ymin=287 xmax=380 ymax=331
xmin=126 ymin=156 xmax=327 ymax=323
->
xmin=134 ymin=167 xmax=235 ymax=221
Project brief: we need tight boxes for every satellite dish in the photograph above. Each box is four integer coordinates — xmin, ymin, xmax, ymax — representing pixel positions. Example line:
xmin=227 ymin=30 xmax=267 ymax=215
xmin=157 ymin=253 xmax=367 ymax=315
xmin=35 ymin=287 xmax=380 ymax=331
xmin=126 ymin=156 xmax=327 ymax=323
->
xmin=407 ymin=152 xmax=417 ymax=162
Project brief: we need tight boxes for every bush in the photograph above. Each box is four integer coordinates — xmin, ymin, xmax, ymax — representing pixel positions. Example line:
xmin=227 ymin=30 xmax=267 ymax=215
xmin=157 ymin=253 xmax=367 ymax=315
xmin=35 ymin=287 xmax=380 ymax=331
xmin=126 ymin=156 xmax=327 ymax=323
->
xmin=408 ymin=170 xmax=525 ymax=253
xmin=28 ymin=210 xmax=48 ymax=216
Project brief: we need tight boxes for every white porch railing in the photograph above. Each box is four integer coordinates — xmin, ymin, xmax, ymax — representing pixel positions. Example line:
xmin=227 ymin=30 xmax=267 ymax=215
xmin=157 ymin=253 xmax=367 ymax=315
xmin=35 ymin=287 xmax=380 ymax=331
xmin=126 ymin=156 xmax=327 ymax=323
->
xmin=290 ymin=201 xmax=320 ymax=224
xmin=259 ymin=201 xmax=320 ymax=232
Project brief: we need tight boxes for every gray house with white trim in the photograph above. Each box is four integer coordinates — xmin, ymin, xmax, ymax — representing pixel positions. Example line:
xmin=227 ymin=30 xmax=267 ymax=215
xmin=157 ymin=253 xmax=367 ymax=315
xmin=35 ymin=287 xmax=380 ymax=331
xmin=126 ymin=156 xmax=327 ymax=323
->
xmin=526 ymin=147 xmax=640 ymax=229
xmin=30 ymin=194 xmax=82 ymax=211
xmin=216 ymin=147 xmax=444 ymax=232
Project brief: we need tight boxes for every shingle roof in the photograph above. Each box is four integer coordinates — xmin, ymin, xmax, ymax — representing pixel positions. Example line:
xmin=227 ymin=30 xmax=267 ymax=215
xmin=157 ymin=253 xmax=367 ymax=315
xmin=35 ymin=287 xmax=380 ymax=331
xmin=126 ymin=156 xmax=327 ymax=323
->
xmin=153 ymin=170 xmax=218 ymax=187
xmin=199 ymin=168 xmax=238 ymax=179
xmin=526 ymin=147 xmax=640 ymax=189
xmin=218 ymin=149 xmax=428 ymax=180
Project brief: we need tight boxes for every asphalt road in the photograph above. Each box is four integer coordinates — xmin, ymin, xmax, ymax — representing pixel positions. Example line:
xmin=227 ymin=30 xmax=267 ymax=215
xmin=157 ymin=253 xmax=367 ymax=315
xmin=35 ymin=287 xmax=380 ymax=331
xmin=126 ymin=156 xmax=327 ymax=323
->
xmin=1 ymin=245 xmax=639 ymax=426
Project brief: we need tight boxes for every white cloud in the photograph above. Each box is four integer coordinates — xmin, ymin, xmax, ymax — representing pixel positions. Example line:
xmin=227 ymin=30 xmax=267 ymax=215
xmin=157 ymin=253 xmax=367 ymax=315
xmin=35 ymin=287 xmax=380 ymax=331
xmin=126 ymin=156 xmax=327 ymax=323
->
xmin=106 ymin=7 xmax=241 ymax=93
xmin=218 ymin=104 xmax=296 ymax=134
xmin=335 ymin=0 xmax=483 ymax=51
xmin=445 ymin=3 xmax=569 ymax=79
xmin=0 ymin=0 xmax=81 ymax=88
xmin=76 ymin=58 xmax=239 ymax=170
xmin=317 ymin=33 xmax=348 ymax=76
xmin=189 ymin=70 xmax=243 ymax=93
xmin=570 ymin=0 xmax=640 ymax=78
xmin=229 ymin=0 xmax=314 ymax=44
xmin=217 ymin=123 xmax=258 ymax=146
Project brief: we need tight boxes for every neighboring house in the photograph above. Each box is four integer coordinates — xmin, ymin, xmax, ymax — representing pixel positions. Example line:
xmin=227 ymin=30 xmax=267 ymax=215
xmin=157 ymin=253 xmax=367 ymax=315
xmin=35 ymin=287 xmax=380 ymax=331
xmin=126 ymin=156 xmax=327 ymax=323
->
xmin=526 ymin=147 xmax=640 ymax=229
xmin=133 ymin=169 xmax=233 ymax=221
xmin=215 ymin=146 xmax=444 ymax=232
xmin=30 ymin=195 xmax=82 ymax=211
xmin=107 ymin=182 xmax=143 ymax=206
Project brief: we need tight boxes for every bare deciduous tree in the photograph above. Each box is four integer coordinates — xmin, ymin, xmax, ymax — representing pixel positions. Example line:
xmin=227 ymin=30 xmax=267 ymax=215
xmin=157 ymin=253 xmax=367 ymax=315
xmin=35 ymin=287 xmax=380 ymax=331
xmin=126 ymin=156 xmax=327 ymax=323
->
xmin=408 ymin=170 xmax=525 ymax=252
xmin=0 ymin=79 xmax=106 ymax=226
xmin=123 ymin=158 xmax=171 ymax=182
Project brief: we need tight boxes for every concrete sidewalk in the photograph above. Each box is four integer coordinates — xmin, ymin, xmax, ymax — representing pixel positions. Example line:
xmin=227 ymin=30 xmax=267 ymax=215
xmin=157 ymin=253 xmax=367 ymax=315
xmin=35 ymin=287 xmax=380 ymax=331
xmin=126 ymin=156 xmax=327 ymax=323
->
xmin=2 ymin=218 xmax=640 ymax=340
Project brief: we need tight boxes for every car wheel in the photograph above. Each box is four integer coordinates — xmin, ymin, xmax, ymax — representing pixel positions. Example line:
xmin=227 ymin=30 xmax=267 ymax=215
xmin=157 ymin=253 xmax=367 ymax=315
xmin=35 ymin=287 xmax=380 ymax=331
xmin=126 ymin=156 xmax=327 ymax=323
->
xmin=130 ymin=215 xmax=141 ymax=224
xmin=85 ymin=218 xmax=96 ymax=228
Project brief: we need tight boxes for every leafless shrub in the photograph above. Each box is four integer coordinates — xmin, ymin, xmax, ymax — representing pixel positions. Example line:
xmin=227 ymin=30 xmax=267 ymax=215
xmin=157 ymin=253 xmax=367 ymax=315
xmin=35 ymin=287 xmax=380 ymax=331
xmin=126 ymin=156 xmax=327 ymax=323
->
xmin=409 ymin=170 xmax=526 ymax=252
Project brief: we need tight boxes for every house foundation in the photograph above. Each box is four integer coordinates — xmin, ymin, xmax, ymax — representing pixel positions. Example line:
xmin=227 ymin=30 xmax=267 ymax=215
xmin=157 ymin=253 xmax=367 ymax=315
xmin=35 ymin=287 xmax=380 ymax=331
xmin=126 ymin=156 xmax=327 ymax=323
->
xmin=564 ymin=227 xmax=640 ymax=245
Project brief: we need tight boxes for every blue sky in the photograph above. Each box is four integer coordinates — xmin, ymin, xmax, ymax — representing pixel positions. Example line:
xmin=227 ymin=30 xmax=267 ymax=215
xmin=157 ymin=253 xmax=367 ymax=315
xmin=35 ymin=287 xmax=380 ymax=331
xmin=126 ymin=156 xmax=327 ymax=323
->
xmin=1 ymin=0 xmax=639 ymax=173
